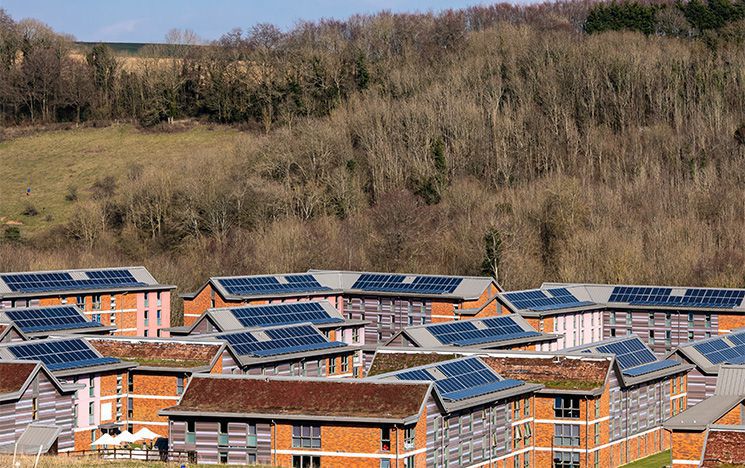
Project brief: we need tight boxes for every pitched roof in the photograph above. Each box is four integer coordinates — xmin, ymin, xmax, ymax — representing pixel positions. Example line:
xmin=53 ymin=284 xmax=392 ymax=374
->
xmin=87 ymin=337 xmax=225 ymax=371
xmin=0 ymin=305 xmax=113 ymax=336
xmin=0 ymin=424 xmax=61 ymax=454
xmin=0 ymin=266 xmax=173 ymax=299
xmin=161 ymin=375 xmax=430 ymax=424
xmin=702 ymin=427 xmax=745 ymax=467
xmin=671 ymin=329 xmax=745 ymax=374
xmin=481 ymin=355 xmax=609 ymax=392
xmin=0 ymin=362 xmax=37 ymax=394
xmin=367 ymin=352 xmax=461 ymax=376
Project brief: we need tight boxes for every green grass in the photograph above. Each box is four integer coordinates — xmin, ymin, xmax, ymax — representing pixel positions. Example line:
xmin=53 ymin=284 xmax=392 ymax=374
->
xmin=620 ymin=450 xmax=671 ymax=468
xmin=0 ymin=124 xmax=241 ymax=236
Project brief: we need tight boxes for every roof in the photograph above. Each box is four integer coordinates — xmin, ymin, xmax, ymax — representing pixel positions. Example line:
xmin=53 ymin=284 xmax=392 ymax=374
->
xmin=0 ymin=305 xmax=114 ymax=336
xmin=0 ymin=322 xmax=27 ymax=342
xmin=0 ymin=361 xmax=80 ymax=403
xmin=367 ymin=352 xmax=461 ymax=376
xmin=0 ymin=266 xmax=174 ymax=299
xmin=370 ymin=356 xmax=543 ymax=413
xmin=702 ymin=427 xmax=745 ymax=467
xmin=481 ymin=355 xmax=610 ymax=393
xmin=392 ymin=314 xmax=557 ymax=349
xmin=160 ymin=374 xmax=431 ymax=424
xmin=0 ymin=337 xmax=135 ymax=377
xmin=532 ymin=282 xmax=745 ymax=315
xmin=183 ymin=270 xmax=500 ymax=302
xmin=86 ymin=336 xmax=226 ymax=371
xmin=0 ymin=424 xmax=61 ymax=454
xmin=670 ymin=329 xmax=745 ymax=374
xmin=498 ymin=286 xmax=604 ymax=317
xmin=563 ymin=335 xmax=692 ymax=387
xmin=178 ymin=300 xmax=362 ymax=336
xmin=664 ymin=365 xmax=745 ymax=431
xmin=193 ymin=323 xmax=353 ymax=367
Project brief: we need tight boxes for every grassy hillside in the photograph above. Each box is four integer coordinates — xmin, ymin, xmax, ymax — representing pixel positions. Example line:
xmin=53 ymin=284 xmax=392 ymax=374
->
xmin=0 ymin=125 xmax=241 ymax=234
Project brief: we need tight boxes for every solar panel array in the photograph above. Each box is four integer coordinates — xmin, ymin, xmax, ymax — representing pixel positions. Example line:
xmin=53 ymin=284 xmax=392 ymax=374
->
xmin=394 ymin=357 xmax=523 ymax=401
xmin=693 ymin=334 xmax=745 ymax=365
xmin=5 ymin=306 xmax=103 ymax=333
xmin=350 ymin=274 xmax=463 ymax=295
xmin=596 ymin=338 xmax=657 ymax=370
xmin=217 ymin=325 xmax=346 ymax=357
xmin=216 ymin=275 xmax=330 ymax=297
xmin=7 ymin=339 xmax=120 ymax=371
xmin=622 ymin=360 xmax=680 ymax=377
xmin=227 ymin=302 xmax=342 ymax=328
xmin=427 ymin=316 xmax=540 ymax=346
xmin=503 ymin=288 xmax=593 ymax=311
xmin=608 ymin=286 xmax=745 ymax=309
xmin=1 ymin=269 xmax=144 ymax=293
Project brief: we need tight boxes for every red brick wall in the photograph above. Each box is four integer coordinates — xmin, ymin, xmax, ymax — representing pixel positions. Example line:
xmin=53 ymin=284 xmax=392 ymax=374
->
xmin=671 ymin=431 xmax=706 ymax=468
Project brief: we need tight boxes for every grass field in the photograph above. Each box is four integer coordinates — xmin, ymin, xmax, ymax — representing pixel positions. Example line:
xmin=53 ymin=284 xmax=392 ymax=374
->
xmin=620 ymin=450 xmax=671 ymax=468
xmin=0 ymin=124 xmax=242 ymax=236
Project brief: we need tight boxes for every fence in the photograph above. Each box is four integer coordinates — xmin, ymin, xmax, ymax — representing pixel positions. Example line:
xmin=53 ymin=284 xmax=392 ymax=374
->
xmin=64 ymin=448 xmax=197 ymax=463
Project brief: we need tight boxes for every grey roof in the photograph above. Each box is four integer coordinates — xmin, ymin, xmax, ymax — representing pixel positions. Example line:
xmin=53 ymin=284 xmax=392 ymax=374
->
xmin=0 ymin=266 xmax=174 ymax=299
xmin=563 ymin=335 xmax=693 ymax=387
xmin=184 ymin=270 xmax=501 ymax=302
xmin=389 ymin=315 xmax=558 ymax=349
xmin=715 ymin=365 xmax=745 ymax=395
xmin=369 ymin=355 xmax=544 ymax=413
xmin=669 ymin=328 xmax=745 ymax=374
xmin=663 ymin=394 xmax=743 ymax=431
xmin=177 ymin=300 xmax=364 ymax=336
xmin=0 ymin=304 xmax=115 ymax=337
xmin=498 ymin=285 xmax=605 ymax=317
xmin=0 ymin=424 xmax=61 ymax=454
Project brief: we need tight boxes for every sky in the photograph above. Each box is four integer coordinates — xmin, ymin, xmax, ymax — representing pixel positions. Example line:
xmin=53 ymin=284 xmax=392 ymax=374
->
xmin=0 ymin=0 xmax=493 ymax=43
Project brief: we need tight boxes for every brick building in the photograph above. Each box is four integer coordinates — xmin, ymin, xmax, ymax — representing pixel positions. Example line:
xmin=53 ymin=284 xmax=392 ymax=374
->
xmin=0 ymin=267 xmax=175 ymax=338
xmin=384 ymin=314 xmax=558 ymax=351
xmin=193 ymin=323 xmax=361 ymax=377
xmin=0 ymin=361 xmax=79 ymax=454
xmin=86 ymin=336 xmax=235 ymax=437
xmin=161 ymin=356 xmax=542 ymax=467
xmin=182 ymin=271 xmax=504 ymax=368
xmin=0 ymin=304 xmax=115 ymax=339
xmin=664 ymin=365 xmax=745 ymax=468
xmin=667 ymin=328 xmax=745 ymax=406
xmin=369 ymin=336 xmax=691 ymax=468
xmin=499 ymin=283 xmax=745 ymax=354
xmin=0 ymin=322 xmax=27 ymax=343
xmin=0 ymin=337 xmax=135 ymax=450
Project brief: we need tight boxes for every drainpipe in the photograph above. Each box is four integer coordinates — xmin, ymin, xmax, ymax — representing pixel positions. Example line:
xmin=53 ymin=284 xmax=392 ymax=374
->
xmin=395 ymin=425 xmax=400 ymax=467
xmin=585 ymin=397 xmax=589 ymax=468
xmin=271 ymin=420 xmax=276 ymax=466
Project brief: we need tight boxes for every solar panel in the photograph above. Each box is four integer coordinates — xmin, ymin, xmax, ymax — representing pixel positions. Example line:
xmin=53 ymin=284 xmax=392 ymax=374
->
xmin=217 ymin=325 xmax=346 ymax=357
xmin=622 ymin=360 xmax=680 ymax=377
xmin=227 ymin=302 xmax=343 ymax=328
xmin=596 ymin=338 xmax=656 ymax=369
xmin=216 ymin=275 xmax=330 ymax=297
xmin=5 ymin=306 xmax=103 ymax=333
xmin=7 ymin=339 xmax=120 ymax=371
xmin=1 ymin=269 xmax=144 ymax=293
xmin=608 ymin=286 xmax=745 ymax=309
xmin=394 ymin=357 xmax=524 ymax=401
xmin=351 ymin=274 xmax=463 ymax=295
xmin=503 ymin=288 xmax=593 ymax=311
xmin=427 ymin=316 xmax=540 ymax=346
xmin=693 ymin=335 xmax=745 ymax=365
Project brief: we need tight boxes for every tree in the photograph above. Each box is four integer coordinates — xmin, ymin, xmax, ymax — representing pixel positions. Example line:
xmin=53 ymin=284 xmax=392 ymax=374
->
xmin=481 ymin=228 xmax=503 ymax=282
xmin=86 ymin=43 xmax=117 ymax=115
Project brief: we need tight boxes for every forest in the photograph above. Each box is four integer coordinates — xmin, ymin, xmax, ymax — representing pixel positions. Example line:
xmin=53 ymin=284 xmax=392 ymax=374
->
xmin=1 ymin=1 xmax=745 ymax=322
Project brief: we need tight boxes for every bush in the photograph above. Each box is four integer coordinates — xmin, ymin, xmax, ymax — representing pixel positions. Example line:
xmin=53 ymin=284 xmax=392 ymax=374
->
xmin=585 ymin=1 xmax=663 ymax=35
xmin=21 ymin=203 xmax=38 ymax=217
xmin=65 ymin=185 xmax=79 ymax=202
xmin=3 ymin=226 xmax=20 ymax=242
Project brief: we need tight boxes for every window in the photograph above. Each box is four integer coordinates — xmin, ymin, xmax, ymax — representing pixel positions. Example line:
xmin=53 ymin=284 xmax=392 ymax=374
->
xmin=110 ymin=295 xmax=116 ymax=309
xmin=524 ymin=397 xmax=530 ymax=417
xmin=128 ymin=373 xmax=134 ymax=392
xmin=316 ymin=360 xmax=323 ymax=377
xmin=705 ymin=313 xmax=712 ymax=328
xmin=186 ymin=420 xmax=196 ymax=444
xmin=523 ymin=423 xmax=532 ymax=446
xmin=688 ymin=313 xmax=694 ymax=327
xmin=381 ymin=427 xmax=391 ymax=451
xmin=665 ymin=312 xmax=672 ymax=327
xmin=89 ymin=377 xmax=95 ymax=397
xmin=524 ymin=452 xmax=531 ymax=468
xmin=92 ymin=294 xmax=101 ymax=310
xmin=157 ymin=292 xmax=162 ymax=306
xmin=31 ymin=397 xmax=38 ymax=420
xmin=609 ymin=311 xmax=616 ymax=325
xmin=648 ymin=312 xmax=655 ymax=326
xmin=219 ymin=452 xmax=228 ymax=464
xmin=594 ymin=422 xmax=600 ymax=444
xmin=706 ymin=331 xmax=712 ymax=339
xmin=407 ymin=315 xmax=414 ymax=326
xmin=292 ymin=425 xmax=321 ymax=449
xmin=554 ymin=424 xmax=580 ymax=446
xmin=352 ymin=328 xmax=359 ymax=343
xmin=144 ymin=295 xmax=150 ymax=308
xmin=380 ymin=460 xmax=391 ymax=468
xmin=77 ymin=295 xmax=86 ymax=308
xmin=649 ymin=330 xmax=655 ymax=346
xmin=91 ymin=431 xmax=96 ymax=444
xmin=594 ymin=398 xmax=601 ymax=418
xmin=157 ymin=310 xmax=162 ymax=326
xmin=462 ymin=413 xmax=472 ymax=433
xmin=554 ymin=451 xmax=580 ymax=468
xmin=144 ymin=310 xmax=149 ymax=327
xmin=513 ymin=399 xmax=522 ymax=419
xmin=404 ymin=456 xmax=415 ymax=468
xmin=688 ymin=331 xmax=694 ymax=341
xmin=626 ymin=313 xmax=632 ymax=325
xmin=210 ymin=290 xmax=215 ymax=308
xmin=218 ymin=421 xmax=229 ymax=446
xmin=143 ymin=330 xmax=148 ymax=337
xmin=177 ymin=375 xmax=184 ymax=395
xmin=247 ymin=424 xmax=257 ymax=447
xmin=610 ymin=328 xmax=616 ymax=337
xmin=513 ymin=425 xmax=523 ymax=449
xmin=127 ymin=398 xmax=133 ymax=418
xmin=111 ymin=312 xmax=116 ymax=326
xmin=554 ymin=396 xmax=580 ymax=418
xmin=594 ymin=451 xmax=600 ymax=468
xmin=514 ymin=456 xmax=520 ymax=468
xmin=247 ymin=454 xmax=257 ymax=464
xmin=88 ymin=402 xmax=95 ymax=424
xmin=666 ymin=330 xmax=672 ymax=351
xmin=60 ymin=297 xmax=67 ymax=305
xmin=341 ymin=357 xmax=349 ymax=373
xmin=626 ymin=329 xmax=633 ymax=336
xmin=328 ymin=358 xmax=336 ymax=374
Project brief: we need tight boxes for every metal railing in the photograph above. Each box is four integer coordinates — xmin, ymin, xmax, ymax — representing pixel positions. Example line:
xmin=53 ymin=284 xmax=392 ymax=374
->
xmin=64 ymin=448 xmax=197 ymax=463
